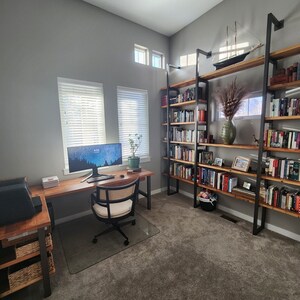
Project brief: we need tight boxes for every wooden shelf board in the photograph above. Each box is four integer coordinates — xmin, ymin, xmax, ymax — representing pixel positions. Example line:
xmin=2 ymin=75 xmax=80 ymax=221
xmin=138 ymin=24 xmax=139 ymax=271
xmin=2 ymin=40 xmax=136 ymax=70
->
xmin=170 ymin=141 xmax=195 ymax=145
xmin=198 ymin=143 xmax=258 ymax=150
xmin=268 ymin=80 xmax=300 ymax=91
xmin=261 ymin=175 xmax=300 ymax=187
xmin=201 ymin=55 xmax=265 ymax=80
xmin=0 ymin=266 xmax=55 ymax=298
xmin=198 ymin=163 xmax=257 ymax=177
xmin=170 ymin=122 xmax=195 ymax=126
xmin=197 ymin=183 xmax=255 ymax=204
xmin=163 ymin=157 xmax=194 ymax=165
xmin=169 ymin=78 xmax=196 ymax=89
xmin=264 ymin=147 xmax=300 ymax=153
xmin=0 ymin=245 xmax=53 ymax=270
xmin=163 ymin=174 xmax=194 ymax=185
xmin=265 ymin=115 xmax=300 ymax=121
xmin=270 ymin=43 xmax=300 ymax=60
xmin=164 ymin=43 xmax=300 ymax=83
xmin=259 ymin=202 xmax=300 ymax=218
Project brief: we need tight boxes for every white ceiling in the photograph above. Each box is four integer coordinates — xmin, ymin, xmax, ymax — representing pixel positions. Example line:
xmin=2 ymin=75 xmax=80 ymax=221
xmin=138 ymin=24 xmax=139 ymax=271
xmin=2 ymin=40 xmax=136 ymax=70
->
xmin=83 ymin=0 xmax=223 ymax=36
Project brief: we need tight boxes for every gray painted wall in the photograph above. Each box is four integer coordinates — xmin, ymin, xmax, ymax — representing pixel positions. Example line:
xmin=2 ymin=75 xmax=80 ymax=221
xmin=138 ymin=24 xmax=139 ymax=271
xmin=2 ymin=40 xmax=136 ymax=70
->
xmin=0 ymin=0 xmax=168 ymax=218
xmin=168 ymin=0 xmax=300 ymax=237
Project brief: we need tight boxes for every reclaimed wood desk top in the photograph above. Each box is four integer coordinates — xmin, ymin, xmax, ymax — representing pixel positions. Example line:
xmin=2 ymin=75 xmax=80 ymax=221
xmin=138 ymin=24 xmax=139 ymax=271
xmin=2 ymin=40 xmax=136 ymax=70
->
xmin=30 ymin=168 xmax=154 ymax=199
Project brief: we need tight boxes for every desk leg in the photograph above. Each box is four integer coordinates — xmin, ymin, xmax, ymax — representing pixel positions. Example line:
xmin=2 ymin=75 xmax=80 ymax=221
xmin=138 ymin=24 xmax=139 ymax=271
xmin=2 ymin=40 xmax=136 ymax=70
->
xmin=38 ymin=227 xmax=51 ymax=297
xmin=147 ymin=176 xmax=151 ymax=210
xmin=138 ymin=176 xmax=152 ymax=210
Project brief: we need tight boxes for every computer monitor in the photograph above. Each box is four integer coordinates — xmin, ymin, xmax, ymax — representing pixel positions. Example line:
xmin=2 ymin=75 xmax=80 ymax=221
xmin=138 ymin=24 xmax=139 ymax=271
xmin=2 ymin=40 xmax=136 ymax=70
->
xmin=67 ymin=143 xmax=122 ymax=179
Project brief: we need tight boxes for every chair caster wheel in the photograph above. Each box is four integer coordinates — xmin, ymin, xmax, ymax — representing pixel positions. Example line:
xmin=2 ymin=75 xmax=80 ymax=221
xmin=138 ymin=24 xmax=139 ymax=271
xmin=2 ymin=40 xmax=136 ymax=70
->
xmin=132 ymin=220 xmax=136 ymax=225
xmin=124 ymin=240 xmax=129 ymax=246
xmin=92 ymin=238 xmax=98 ymax=244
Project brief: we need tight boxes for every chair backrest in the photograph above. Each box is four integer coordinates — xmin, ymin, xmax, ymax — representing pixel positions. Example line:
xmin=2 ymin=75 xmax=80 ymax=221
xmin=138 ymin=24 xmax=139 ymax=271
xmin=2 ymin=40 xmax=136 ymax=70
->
xmin=92 ymin=177 xmax=140 ymax=220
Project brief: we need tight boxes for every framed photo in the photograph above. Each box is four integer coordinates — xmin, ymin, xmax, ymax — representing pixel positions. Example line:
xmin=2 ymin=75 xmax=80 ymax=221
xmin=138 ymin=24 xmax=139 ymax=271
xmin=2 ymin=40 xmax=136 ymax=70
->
xmin=201 ymin=151 xmax=214 ymax=164
xmin=232 ymin=156 xmax=251 ymax=172
xmin=213 ymin=157 xmax=223 ymax=166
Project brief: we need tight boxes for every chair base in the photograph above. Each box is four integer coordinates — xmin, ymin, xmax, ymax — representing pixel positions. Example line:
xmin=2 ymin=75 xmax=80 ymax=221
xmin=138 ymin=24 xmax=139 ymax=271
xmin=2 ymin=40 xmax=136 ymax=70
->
xmin=92 ymin=219 xmax=136 ymax=246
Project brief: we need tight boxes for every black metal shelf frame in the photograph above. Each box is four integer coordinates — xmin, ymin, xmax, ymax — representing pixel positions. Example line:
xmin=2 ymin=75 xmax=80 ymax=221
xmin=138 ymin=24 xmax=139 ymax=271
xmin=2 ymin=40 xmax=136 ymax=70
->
xmin=253 ymin=13 xmax=284 ymax=235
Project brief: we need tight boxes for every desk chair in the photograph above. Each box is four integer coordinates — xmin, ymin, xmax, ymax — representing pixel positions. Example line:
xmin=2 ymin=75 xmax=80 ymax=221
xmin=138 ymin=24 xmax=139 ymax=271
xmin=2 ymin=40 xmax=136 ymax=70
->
xmin=91 ymin=177 xmax=140 ymax=246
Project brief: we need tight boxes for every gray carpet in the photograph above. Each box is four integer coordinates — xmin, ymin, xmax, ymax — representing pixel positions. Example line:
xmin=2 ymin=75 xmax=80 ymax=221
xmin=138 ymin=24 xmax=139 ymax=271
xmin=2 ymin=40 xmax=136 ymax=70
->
xmin=10 ymin=193 xmax=300 ymax=300
xmin=57 ymin=213 xmax=159 ymax=274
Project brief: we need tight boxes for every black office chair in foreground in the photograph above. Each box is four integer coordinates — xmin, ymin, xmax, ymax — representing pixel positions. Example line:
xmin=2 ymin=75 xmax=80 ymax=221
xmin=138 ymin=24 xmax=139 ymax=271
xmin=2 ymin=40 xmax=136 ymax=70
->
xmin=91 ymin=177 xmax=140 ymax=246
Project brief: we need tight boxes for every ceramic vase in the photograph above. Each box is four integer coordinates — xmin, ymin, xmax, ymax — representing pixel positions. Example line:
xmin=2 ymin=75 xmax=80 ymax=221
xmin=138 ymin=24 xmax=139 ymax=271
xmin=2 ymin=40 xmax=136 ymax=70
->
xmin=128 ymin=156 xmax=140 ymax=169
xmin=221 ymin=118 xmax=236 ymax=144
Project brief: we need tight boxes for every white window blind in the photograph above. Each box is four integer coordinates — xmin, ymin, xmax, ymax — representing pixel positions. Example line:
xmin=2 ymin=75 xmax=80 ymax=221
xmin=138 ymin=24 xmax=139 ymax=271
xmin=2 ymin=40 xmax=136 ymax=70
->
xmin=117 ymin=86 xmax=149 ymax=160
xmin=58 ymin=77 xmax=106 ymax=171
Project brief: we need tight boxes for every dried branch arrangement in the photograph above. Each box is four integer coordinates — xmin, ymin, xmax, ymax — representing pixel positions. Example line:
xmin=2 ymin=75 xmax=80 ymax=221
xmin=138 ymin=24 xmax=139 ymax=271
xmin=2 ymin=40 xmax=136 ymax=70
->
xmin=215 ymin=78 xmax=248 ymax=120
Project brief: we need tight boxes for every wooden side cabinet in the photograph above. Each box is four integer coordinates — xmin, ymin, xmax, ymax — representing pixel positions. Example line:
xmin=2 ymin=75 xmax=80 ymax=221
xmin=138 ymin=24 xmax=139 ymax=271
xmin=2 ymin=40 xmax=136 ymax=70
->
xmin=0 ymin=195 xmax=54 ymax=298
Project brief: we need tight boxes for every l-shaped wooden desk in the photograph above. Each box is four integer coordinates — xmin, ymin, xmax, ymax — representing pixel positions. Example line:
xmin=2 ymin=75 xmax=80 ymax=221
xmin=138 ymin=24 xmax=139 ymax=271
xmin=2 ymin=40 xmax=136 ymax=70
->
xmin=31 ymin=168 xmax=154 ymax=210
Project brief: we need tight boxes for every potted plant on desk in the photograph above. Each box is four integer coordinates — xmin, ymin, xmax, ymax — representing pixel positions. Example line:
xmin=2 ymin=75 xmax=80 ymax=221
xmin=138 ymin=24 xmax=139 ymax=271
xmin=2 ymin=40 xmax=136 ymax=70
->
xmin=128 ymin=134 xmax=142 ymax=170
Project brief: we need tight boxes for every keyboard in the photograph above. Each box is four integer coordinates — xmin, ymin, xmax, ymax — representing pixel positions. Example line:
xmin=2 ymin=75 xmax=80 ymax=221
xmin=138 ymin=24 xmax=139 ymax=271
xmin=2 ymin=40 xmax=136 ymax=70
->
xmin=86 ymin=175 xmax=115 ymax=184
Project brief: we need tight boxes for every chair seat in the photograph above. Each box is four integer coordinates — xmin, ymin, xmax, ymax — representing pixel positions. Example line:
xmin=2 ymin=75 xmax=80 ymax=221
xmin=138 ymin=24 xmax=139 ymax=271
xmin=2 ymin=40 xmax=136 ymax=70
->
xmin=93 ymin=200 xmax=133 ymax=218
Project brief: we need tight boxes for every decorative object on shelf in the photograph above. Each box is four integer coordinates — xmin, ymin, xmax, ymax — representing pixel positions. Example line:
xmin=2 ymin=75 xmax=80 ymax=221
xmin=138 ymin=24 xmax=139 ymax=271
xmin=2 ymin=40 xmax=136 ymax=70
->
xmin=212 ymin=21 xmax=263 ymax=70
xmin=213 ymin=157 xmax=223 ymax=166
xmin=232 ymin=156 xmax=251 ymax=172
xmin=128 ymin=134 xmax=142 ymax=170
xmin=252 ymin=134 xmax=259 ymax=146
xmin=215 ymin=78 xmax=248 ymax=144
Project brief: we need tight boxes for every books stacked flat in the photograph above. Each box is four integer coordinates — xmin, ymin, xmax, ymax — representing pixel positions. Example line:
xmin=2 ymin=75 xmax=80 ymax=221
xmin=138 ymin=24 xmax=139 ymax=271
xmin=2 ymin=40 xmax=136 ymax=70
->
xmin=42 ymin=176 xmax=59 ymax=189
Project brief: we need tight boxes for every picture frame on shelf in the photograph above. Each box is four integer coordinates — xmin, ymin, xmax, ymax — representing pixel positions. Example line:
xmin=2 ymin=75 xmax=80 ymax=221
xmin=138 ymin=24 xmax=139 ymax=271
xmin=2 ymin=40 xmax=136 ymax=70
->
xmin=201 ymin=151 xmax=214 ymax=164
xmin=212 ymin=157 xmax=223 ymax=166
xmin=232 ymin=156 xmax=251 ymax=172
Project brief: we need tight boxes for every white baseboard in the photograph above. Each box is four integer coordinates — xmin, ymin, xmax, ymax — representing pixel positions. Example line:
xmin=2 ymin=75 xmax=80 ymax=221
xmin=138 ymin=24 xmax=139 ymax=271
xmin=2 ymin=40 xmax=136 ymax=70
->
xmin=175 ymin=190 xmax=300 ymax=242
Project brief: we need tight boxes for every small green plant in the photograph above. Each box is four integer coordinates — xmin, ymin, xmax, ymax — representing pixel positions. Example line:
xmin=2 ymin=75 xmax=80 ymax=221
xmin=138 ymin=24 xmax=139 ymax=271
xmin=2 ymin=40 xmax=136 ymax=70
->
xmin=128 ymin=134 xmax=142 ymax=157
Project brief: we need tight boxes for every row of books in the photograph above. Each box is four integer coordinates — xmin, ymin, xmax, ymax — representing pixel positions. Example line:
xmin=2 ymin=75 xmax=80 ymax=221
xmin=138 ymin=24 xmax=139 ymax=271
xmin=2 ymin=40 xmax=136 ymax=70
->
xmin=262 ymin=185 xmax=300 ymax=213
xmin=269 ymin=97 xmax=300 ymax=117
xmin=265 ymin=157 xmax=300 ymax=181
xmin=171 ymin=109 xmax=195 ymax=123
xmin=264 ymin=129 xmax=300 ymax=149
xmin=170 ymin=145 xmax=195 ymax=162
xmin=170 ymin=128 xmax=205 ymax=143
xmin=170 ymin=163 xmax=194 ymax=180
xmin=197 ymin=168 xmax=238 ymax=192
xmin=177 ymin=87 xmax=203 ymax=103
xmin=270 ymin=63 xmax=300 ymax=85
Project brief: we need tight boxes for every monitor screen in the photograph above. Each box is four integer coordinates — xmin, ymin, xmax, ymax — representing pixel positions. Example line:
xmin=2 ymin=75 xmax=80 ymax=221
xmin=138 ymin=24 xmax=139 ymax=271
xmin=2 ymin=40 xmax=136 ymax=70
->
xmin=67 ymin=143 xmax=122 ymax=173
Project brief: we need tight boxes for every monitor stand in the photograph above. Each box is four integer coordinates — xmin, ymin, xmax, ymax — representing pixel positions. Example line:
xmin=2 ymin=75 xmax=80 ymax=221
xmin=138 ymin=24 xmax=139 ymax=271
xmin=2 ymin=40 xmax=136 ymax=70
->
xmin=80 ymin=168 xmax=114 ymax=183
xmin=80 ymin=168 xmax=99 ymax=183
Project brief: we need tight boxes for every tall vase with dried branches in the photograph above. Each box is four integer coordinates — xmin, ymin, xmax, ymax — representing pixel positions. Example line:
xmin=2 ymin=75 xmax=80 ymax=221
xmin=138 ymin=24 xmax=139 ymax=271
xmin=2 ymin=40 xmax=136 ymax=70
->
xmin=215 ymin=78 xmax=248 ymax=144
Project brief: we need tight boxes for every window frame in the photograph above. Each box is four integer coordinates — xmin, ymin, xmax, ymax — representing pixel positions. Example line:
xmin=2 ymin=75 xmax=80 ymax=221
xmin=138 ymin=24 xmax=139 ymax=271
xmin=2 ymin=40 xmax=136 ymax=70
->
xmin=57 ymin=77 xmax=106 ymax=174
xmin=134 ymin=44 xmax=149 ymax=65
xmin=117 ymin=86 xmax=150 ymax=163
xmin=217 ymin=92 xmax=263 ymax=120
xmin=152 ymin=50 xmax=165 ymax=69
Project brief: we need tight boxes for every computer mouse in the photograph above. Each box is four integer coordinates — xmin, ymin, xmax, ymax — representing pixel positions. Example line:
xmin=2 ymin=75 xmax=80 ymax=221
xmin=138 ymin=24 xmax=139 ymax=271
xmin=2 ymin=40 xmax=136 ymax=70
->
xmin=120 ymin=174 xmax=125 ymax=178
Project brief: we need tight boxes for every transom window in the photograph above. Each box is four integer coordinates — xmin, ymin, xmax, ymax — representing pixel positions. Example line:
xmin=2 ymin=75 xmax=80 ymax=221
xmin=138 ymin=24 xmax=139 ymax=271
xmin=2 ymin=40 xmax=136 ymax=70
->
xmin=134 ymin=44 xmax=149 ymax=65
xmin=152 ymin=51 xmax=165 ymax=69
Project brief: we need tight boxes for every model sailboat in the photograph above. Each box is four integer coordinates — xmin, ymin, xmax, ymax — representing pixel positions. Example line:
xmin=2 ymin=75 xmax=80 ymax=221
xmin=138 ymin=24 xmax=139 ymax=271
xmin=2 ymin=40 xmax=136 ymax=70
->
xmin=213 ymin=22 xmax=263 ymax=70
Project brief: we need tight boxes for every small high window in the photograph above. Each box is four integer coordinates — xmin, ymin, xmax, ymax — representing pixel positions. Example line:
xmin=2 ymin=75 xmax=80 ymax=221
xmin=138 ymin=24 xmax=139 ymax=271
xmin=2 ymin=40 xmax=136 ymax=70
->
xmin=179 ymin=53 xmax=196 ymax=67
xmin=152 ymin=51 xmax=165 ymax=69
xmin=134 ymin=44 xmax=149 ymax=65
xmin=219 ymin=95 xmax=262 ymax=119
